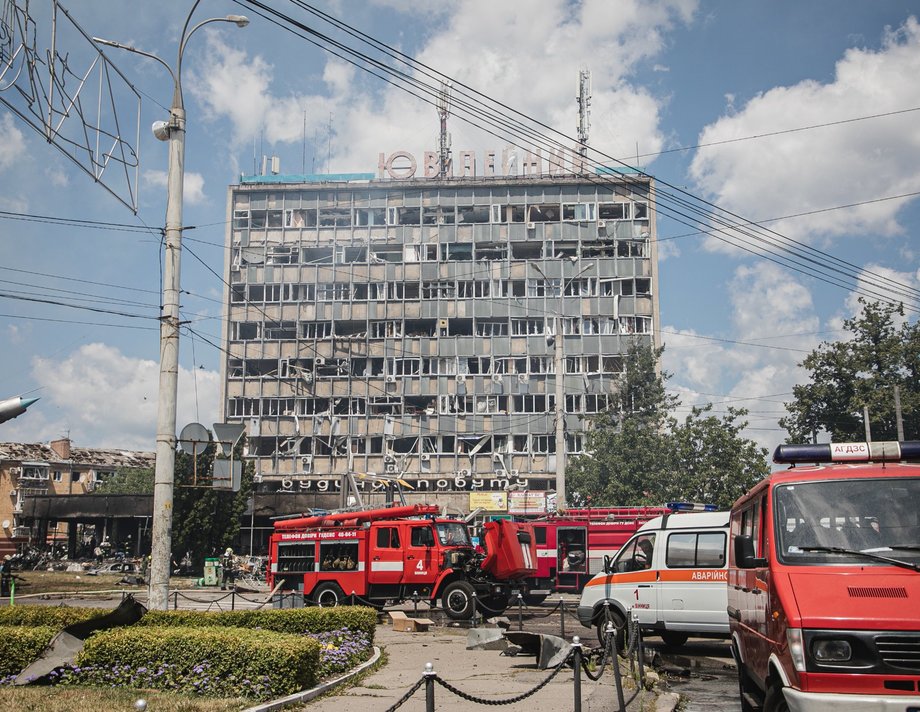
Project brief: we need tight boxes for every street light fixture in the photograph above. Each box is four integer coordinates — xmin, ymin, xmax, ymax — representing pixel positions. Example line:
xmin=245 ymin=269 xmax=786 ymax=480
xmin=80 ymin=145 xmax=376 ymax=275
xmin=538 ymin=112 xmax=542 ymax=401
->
xmin=93 ymin=1 xmax=248 ymax=611
xmin=529 ymin=260 xmax=594 ymax=511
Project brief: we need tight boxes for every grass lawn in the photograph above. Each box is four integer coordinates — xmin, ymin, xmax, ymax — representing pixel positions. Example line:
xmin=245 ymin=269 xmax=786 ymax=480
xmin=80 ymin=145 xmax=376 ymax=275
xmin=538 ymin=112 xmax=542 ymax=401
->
xmin=9 ymin=571 xmax=199 ymax=596
xmin=0 ymin=687 xmax=244 ymax=711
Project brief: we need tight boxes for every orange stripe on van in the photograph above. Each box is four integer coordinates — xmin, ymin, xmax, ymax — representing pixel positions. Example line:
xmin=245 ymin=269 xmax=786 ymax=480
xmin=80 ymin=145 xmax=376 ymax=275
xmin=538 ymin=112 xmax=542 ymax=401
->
xmin=584 ymin=571 xmax=657 ymax=587
xmin=585 ymin=569 xmax=727 ymax=587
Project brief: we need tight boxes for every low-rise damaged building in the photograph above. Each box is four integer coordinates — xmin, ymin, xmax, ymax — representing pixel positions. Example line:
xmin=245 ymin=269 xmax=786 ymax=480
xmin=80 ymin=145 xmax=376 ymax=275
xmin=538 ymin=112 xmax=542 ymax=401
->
xmin=0 ymin=438 xmax=155 ymax=557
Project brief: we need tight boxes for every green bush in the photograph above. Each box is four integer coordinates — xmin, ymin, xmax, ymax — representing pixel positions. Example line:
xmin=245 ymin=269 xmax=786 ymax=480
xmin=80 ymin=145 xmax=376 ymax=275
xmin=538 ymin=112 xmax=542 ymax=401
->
xmin=0 ymin=626 xmax=57 ymax=678
xmin=68 ymin=625 xmax=321 ymax=699
xmin=0 ymin=606 xmax=103 ymax=629
xmin=141 ymin=606 xmax=377 ymax=642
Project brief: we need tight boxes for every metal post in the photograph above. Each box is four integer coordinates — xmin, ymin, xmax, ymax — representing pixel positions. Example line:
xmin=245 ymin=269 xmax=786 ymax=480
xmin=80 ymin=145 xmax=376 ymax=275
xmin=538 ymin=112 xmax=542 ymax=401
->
xmin=895 ymin=385 xmax=905 ymax=441
xmin=609 ymin=621 xmax=626 ymax=712
xmin=863 ymin=405 xmax=872 ymax=442
xmin=173 ymin=591 xmax=178 ymax=610
xmin=471 ymin=592 xmax=479 ymax=628
xmin=517 ymin=592 xmax=524 ymax=630
xmin=231 ymin=590 xmax=236 ymax=610
xmin=636 ymin=619 xmax=646 ymax=681
xmin=424 ymin=662 xmax=436 ymax=712
xmin=560 ymin=597 xmax=566 ymax=639
xmin=572 ymin=635 xmax=583 ymax=712
xmin=412 ymin=590 xmax=419 ymax=616
xmin=554 ymin=306 xmax=566 ymax=508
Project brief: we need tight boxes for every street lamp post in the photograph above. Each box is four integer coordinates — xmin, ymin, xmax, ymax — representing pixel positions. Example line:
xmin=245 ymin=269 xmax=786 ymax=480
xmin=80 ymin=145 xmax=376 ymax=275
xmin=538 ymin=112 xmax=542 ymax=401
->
xmin=93 ymin=3 xmax=248 ymax=611
xmin=530 ymin=261 xmax=594 ymax=511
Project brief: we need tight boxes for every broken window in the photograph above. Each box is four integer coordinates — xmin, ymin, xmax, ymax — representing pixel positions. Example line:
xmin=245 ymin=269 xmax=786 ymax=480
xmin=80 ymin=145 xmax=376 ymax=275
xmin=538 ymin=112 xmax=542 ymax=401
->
xmin=457 ymin=281 xmax=490 ymax=298
xmin=474 ymin=243 xmax=507 ymax=260
xmin=370 ymin=321 xmax=403 ymax=338
xmin=232 ymin=322 xmax=260 ymax=340
xmin=445 ymin=243 xmax=473 ymax=261
xmin=477 ymin=320 xmax=508 ymax=337
xmin=300 ymin=322 xmax=333 ymax=338
xmin=511 ymin=243 xmax=542 ymax=259
xmin=511 ymin=318 xmax=544 ymax=335
xmin=598 ymin=202 xmax=629 ymax=220
xmin=531 ymin=435 xmax=556 ymax=453
xmin=457 ymin=205 xmax=490 ymax=223
xmin=355 ymin=208 xmax=386 ymax=226
xmin=233 ymin=209 xmax=250 ymax=229
xmin=301 ymin=247 xmax=334 ymax=264
xmin=634 ymin=201 xmax=649 ymax=219
xmin=285 ymin=208 xmax=317 ymax=228
xmin=527 ymin=204 xmax=560 ymax=222
xmin=422 ymin=281 xmax=455 ymax=299
xmin=513 ymin=395 xmax=553 ymax=413
xmin=264 ymin=322 xmax=296 ymax=340
xmin=528 ymin=278 xmax=559 ymax=298
xmin=562 ymin=202 xmax=596 ymax=221
xmin=268 ymin=246 xmax=297 ymax=265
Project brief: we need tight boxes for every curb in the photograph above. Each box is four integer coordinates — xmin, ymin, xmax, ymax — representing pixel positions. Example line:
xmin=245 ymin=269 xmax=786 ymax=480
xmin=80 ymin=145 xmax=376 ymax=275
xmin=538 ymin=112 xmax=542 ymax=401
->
xmin=241 ymin=645 xmax=383 ymax=712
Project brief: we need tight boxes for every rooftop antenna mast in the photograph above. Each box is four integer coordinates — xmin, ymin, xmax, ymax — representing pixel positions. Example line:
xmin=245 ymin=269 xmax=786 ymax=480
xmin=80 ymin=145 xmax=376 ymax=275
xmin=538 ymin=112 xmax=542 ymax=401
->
xmin=576 ymin=69 xmax=592 ymax=160
xmin=438 ymin=80 xmax=453 ymax=177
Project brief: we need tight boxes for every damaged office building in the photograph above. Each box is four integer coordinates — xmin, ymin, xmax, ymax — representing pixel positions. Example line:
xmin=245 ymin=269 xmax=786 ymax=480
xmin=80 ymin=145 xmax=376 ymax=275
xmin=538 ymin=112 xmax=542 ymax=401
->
xmin=220 ymin=147 xmax=660 ymax=517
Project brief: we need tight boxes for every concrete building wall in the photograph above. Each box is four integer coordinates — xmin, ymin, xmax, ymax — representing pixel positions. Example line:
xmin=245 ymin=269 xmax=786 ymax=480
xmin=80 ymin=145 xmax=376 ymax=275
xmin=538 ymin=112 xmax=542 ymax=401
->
xmin=222 ymin=172 xmax=659 ymax=515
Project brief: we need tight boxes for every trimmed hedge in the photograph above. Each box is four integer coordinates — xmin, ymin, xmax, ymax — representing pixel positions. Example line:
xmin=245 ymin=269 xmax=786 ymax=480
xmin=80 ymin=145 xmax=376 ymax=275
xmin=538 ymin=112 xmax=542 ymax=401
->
xmin=69 ymin=625 xmax=321 ymax=699
xmin=0 ymin=606 xmax=103 ymax=629
xmin=0 ymin=626 xmax=57 ymax=678
xmin=140 ymin=606 xmax=377 ymax=642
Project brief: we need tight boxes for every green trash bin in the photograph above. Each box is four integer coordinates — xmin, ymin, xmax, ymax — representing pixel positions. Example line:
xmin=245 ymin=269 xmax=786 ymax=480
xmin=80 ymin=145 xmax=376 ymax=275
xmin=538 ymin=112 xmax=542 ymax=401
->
xmin=203 ymin=558 xmax=220 ymax=586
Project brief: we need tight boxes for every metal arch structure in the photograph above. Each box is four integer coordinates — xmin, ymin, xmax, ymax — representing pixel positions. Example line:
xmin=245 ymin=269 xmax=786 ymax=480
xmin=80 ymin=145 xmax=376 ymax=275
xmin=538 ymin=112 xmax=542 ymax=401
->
xmin=0 ymin=0 xmax=141 ymax=213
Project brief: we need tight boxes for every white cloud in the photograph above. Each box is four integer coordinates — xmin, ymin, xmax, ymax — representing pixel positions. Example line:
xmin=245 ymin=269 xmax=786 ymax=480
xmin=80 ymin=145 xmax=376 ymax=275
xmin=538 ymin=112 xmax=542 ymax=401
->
xmin=188 ymin=1 xmax=697 ymax=171
xmin=663 ymin=263 xmax=821 ymax=451
xmin=144 ymin=170 xmax=207 ymax=206
xmin=3 ymin=344 xmax=220 ymax=451
xmin=689 ymin=16 xmax=920 ymax=246
xmin=0 ymin=113 xmax=26 ymax=170
xmin=843 ymin=263 xmax=920 ymax=324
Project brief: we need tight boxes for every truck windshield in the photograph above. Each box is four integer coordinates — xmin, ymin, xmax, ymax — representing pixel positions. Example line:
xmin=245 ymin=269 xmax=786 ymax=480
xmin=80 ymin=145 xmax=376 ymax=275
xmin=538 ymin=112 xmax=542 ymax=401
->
xmin=774 ymin=477 xmax=920 ymax=566
xmin=436 ymin=522 xmax=470 ymax=547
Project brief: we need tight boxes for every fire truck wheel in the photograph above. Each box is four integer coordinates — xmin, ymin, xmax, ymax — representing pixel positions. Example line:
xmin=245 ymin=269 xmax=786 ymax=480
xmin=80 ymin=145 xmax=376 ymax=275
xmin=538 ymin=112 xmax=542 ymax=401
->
xmin=522 ymin=593 xmax=548 ymax=606
xmin=594 ymin=608 xmax=626 ymax=651
xmin=313 ymin=582 xmax=346 ymax=608
xmin=477 ymin=594 xmax=509 ymax=618
xmin=763 ymin=684 xmax=789 ymax=712
xmin=441 ymin=580 xmax=476 ymax=620
xmin=660 ymin=631 xmax=689 ymax=647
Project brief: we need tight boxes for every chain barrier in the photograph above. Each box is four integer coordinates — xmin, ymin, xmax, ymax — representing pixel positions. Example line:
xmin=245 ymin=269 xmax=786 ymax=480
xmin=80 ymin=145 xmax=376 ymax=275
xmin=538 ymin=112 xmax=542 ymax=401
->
xmin=434 ymin=648 xmax=574 ymax=706
xmin=381 ymin=676 xmax=426 ymax=712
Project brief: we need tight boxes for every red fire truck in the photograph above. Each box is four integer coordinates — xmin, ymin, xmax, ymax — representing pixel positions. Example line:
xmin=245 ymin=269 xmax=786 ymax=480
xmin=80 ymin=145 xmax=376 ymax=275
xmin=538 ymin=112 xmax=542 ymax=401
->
xmin=519 ymin=505 xmax=705 ymax=602
xmin=268 ymin=504 xmax=537 ymax=621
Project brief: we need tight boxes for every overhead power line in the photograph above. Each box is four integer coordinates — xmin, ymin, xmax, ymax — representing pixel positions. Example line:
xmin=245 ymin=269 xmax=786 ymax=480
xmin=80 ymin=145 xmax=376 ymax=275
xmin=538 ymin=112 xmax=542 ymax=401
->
xmin=235 ymin=0 xmax=920 ymax=312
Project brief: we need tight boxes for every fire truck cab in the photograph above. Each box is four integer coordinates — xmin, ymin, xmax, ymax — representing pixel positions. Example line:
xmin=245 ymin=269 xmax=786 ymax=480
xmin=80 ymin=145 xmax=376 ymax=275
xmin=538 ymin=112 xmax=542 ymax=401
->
xmin=269 ymin=504 xmax=536 ymax=621
xmin=730 ymin=441 xmax=920 ymax=712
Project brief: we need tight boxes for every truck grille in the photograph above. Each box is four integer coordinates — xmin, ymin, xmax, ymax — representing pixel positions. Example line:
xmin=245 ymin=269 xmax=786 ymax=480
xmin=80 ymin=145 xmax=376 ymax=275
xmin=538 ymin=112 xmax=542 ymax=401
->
xmin=875 ymin=635 xmax=920 ymax=671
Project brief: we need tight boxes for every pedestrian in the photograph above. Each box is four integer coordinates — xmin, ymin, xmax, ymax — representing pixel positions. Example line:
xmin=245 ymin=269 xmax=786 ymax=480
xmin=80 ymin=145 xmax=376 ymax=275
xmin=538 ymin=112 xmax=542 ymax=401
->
xmin=1 ymin=555 xmax=12 ymax=597
xmin=220 ymin=547 xmax=235 ymax=590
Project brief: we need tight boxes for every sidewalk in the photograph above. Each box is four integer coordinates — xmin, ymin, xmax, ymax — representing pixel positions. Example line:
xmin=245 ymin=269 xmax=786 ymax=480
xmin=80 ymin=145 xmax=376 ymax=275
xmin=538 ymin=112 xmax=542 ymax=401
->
xmin=302 ymin=623 xmax=671 ymax=712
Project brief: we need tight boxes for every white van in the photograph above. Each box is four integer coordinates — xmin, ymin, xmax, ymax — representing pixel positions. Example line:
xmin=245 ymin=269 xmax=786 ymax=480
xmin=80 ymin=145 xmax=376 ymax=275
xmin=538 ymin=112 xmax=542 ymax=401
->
xmin=576 ymin=510 xmax=730 ymax=647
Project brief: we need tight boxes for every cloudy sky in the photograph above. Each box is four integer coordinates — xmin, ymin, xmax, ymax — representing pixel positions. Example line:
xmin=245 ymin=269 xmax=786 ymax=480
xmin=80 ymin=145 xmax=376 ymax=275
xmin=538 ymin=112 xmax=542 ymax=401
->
xmin=1 ymin=0 xmax=918 ymax=455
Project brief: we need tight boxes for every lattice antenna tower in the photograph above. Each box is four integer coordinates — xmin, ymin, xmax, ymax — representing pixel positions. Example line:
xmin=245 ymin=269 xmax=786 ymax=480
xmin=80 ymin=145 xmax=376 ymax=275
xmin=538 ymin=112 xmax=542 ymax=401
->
xmin=576 ymin=69 xmax=591 ymax=158
xmin=437 ymin=80 xmax=452 ymax=177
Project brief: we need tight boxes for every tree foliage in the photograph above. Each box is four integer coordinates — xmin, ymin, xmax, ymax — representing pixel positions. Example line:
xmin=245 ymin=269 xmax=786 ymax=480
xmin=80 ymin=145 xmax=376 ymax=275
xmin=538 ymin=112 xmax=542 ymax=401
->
xmin=566 ymin=340 xmax=769 ymax=510
xmin=94 ymin=467 xmax=154 ymax=495
xmin=780 ymin=299 xmax=919 ymax=442
xmin=171 ymin=442 xmax=254 ymax=566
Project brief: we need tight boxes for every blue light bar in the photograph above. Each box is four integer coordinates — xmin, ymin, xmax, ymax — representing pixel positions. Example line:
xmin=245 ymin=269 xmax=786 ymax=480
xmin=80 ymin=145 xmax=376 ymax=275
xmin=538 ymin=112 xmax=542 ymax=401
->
xmin=773 ymin=441 xmax=920 ymax=464
xmin=666 ymin=502 xmax=717 ymax=512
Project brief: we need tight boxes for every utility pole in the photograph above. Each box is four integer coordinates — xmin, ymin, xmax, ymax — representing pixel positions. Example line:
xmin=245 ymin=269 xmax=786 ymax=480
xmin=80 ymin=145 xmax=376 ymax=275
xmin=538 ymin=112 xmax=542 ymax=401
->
xmin=576 ymin=70 xmax=591 ymax=161
xmin=94 ymin=4 xmax=248 ymax=611
xmin=894 ymin=385 xmax=905 ymax=441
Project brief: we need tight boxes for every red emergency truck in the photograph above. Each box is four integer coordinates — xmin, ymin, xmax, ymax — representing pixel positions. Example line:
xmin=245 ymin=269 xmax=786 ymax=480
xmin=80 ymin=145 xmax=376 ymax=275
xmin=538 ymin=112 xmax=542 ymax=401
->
xmin=729 ymin=441 xmax=920 ymax=712
xmin=520 ymin=505 xmax=691 ymax=603
xmin=268 ymin=504 xmax=537 ymax=620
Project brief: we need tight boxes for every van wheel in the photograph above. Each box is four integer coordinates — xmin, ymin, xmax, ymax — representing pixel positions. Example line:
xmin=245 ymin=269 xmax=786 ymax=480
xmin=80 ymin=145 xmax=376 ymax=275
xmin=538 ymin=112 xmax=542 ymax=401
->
xmin=660 ymin=631 xmax=689 ymax=647
xmin=442 ymin=580 xmax=476 ymax=620
xmin=764 ymin=683 xmax=789 ymax=712
xmin=594 ymin=608 xmax=626 ymax=651
xmin=313 ymin=582 xmax=346 ymax=607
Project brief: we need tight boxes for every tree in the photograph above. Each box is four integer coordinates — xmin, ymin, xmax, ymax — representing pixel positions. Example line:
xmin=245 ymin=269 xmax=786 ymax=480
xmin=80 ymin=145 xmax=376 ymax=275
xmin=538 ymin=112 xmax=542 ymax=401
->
xmin=781 ymin=299 xmax=919 ymax=442
xmin=171 ymin=441 xmax=254 ymax=567
xmin=94 ymin=467 xmax=154 ymax=495
xmin=567 ymin=341 xmax=769 ymax=510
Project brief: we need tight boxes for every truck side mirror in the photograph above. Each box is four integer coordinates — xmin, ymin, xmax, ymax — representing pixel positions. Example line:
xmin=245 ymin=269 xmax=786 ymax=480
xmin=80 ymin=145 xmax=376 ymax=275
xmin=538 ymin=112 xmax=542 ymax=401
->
xmin=602 ymin=554 xmax=613 ymax=574
xmin=734 ymin=534 xmax=766 ymax=568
